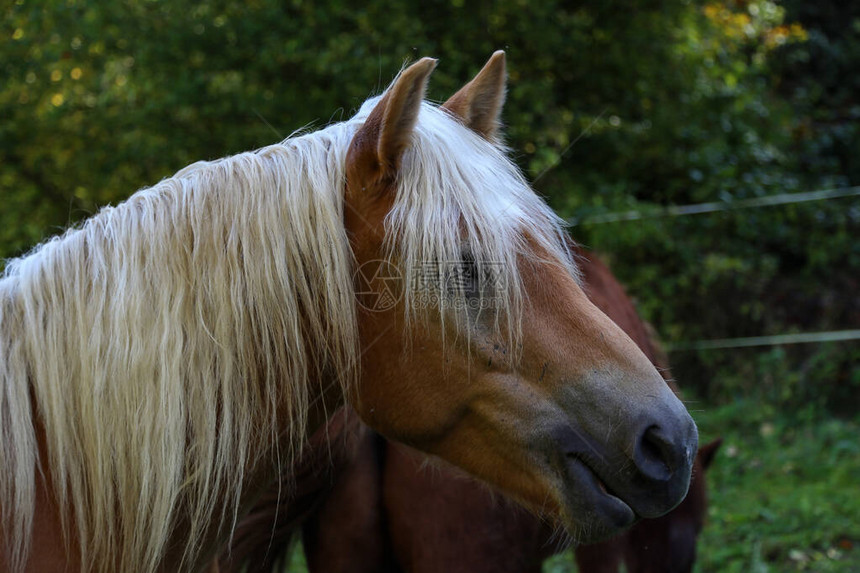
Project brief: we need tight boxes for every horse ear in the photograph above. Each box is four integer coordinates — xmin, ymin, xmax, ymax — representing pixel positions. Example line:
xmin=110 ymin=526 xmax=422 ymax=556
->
xmin=359 ymin=57 xmax=437 ymax=175
xmin=697 ymin=437 xmax=723 ymax=470
xmin=442 ymin=50 xmax=507 ymax=141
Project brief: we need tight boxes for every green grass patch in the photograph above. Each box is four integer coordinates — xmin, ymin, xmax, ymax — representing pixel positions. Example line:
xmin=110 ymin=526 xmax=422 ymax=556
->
xmin=691 ymin=400 xmax=860 ymax=572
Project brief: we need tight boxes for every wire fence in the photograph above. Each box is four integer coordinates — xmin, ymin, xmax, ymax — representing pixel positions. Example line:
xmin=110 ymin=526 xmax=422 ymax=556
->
xmin=567 ymin=185 xmax=860 ymax=226
xmin=667 ymin=329 xmax=860 ymax=351
xmin=564 ymin=186 xmax=860 ymax=351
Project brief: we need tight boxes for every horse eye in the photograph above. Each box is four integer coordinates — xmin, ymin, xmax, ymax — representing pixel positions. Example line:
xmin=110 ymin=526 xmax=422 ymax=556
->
xmin=438 ymin=252 xmax=474 ymax=300
xmin=453 ymin=251 xmax=479 ymax=298
xmin=460 ymin=251 xmax=477 ymax=276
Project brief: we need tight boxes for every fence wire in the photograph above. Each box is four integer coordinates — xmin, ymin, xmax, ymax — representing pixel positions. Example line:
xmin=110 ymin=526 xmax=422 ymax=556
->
xmin=568 ymin=186 xmax=860 ymax=226
xmin=564 ymin=186 xmax=860 ymax=350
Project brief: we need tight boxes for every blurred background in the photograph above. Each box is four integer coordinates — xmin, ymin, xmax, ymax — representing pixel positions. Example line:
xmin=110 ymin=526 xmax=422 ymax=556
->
xmin=2 ymin=0 xmax=858 ymax=570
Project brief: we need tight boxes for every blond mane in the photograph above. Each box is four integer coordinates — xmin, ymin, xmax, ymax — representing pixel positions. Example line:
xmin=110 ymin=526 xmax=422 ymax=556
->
xmin=0 ymin=95 xmax=574 ymax=572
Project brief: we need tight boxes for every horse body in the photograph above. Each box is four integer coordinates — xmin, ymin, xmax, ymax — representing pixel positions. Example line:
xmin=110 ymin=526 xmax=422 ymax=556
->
xmin=1 ymin=53 xmax=697 ymax=572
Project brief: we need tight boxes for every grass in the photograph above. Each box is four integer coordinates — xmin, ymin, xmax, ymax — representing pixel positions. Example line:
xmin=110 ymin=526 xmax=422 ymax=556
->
xmin=689 ymin=400 xmax=860 ymax=572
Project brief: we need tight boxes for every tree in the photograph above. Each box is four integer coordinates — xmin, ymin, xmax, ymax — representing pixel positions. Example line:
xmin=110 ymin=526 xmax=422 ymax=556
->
xmin=2 ymin=0 xmax=856 ymax=410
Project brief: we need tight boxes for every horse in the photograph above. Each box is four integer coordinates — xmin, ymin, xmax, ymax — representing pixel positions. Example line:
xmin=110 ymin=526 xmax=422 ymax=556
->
xmin=0 ymin=52 xmax=697 ymax=573
xmin=217 ymin=248 xmax=720 ymax=573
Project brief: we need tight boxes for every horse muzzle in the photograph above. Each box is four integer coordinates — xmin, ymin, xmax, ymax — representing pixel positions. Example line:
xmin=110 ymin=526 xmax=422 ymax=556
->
xmin=550 ymin=403 xmax=698 ymax=541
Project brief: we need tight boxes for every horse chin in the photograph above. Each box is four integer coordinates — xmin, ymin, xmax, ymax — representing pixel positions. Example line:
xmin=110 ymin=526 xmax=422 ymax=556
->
xmin=557 ymin=456 xmax=637 ymax=543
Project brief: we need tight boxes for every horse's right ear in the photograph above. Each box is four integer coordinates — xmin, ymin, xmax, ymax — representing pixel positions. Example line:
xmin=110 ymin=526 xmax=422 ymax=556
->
xmin=442 ymin=50 xmax=507 ymax=141
xmin=698 ymin=437 xmax=723 ymax=470
xmin=350 ymin=57 xmax=437 ymax=181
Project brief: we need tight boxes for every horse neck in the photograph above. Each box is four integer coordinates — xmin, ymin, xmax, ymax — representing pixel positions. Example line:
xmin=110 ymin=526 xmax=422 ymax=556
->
xmin=1 ymin=141 xmax=358 ymax=572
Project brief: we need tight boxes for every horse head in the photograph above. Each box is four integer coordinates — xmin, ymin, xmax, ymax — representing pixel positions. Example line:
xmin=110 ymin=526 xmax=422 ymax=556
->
xmin=341 ymin=53 xmax=698 ymax=542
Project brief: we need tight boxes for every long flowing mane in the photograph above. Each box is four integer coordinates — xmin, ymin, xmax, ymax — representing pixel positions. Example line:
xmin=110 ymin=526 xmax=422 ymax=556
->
xmin=0 ymin=120 xmax=361 ymax=572
xmin=0 ymin=95 xmax=574 ymax=572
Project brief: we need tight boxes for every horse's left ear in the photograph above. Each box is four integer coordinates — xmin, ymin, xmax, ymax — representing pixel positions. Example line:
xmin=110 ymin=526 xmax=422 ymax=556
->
xmin=697 ymin=437 xmax=723 ymax=470
xmin=442 ymin=50 xmax=507 ymax=141
xmin=352 ymin=57 xmax=437 ymax=178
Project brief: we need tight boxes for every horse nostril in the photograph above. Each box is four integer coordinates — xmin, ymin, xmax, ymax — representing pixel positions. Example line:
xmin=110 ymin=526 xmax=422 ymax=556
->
xmin=634 ymin=424 xmax=676 ymax=482
xmin=626 ymin=413 xmax=698 ymax=518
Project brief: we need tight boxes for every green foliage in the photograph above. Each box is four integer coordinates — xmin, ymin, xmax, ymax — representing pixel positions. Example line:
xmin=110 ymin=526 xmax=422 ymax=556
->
xmin=552 ymin=0 xmax=860 ymax=412
xmin=1 ymin=2 xmax=856 ymax=406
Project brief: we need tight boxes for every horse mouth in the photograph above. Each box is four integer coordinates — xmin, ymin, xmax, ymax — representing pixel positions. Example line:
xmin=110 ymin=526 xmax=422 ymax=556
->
xmin=563 ymin=454 xmax=636 ymax=534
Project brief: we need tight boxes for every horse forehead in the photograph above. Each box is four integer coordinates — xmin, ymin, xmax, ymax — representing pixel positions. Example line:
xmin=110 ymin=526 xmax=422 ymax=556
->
xmin=352 ymin=98 xmax=471 ymax=145
xmin=349 ymin=98 xmax=547 ymax=238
